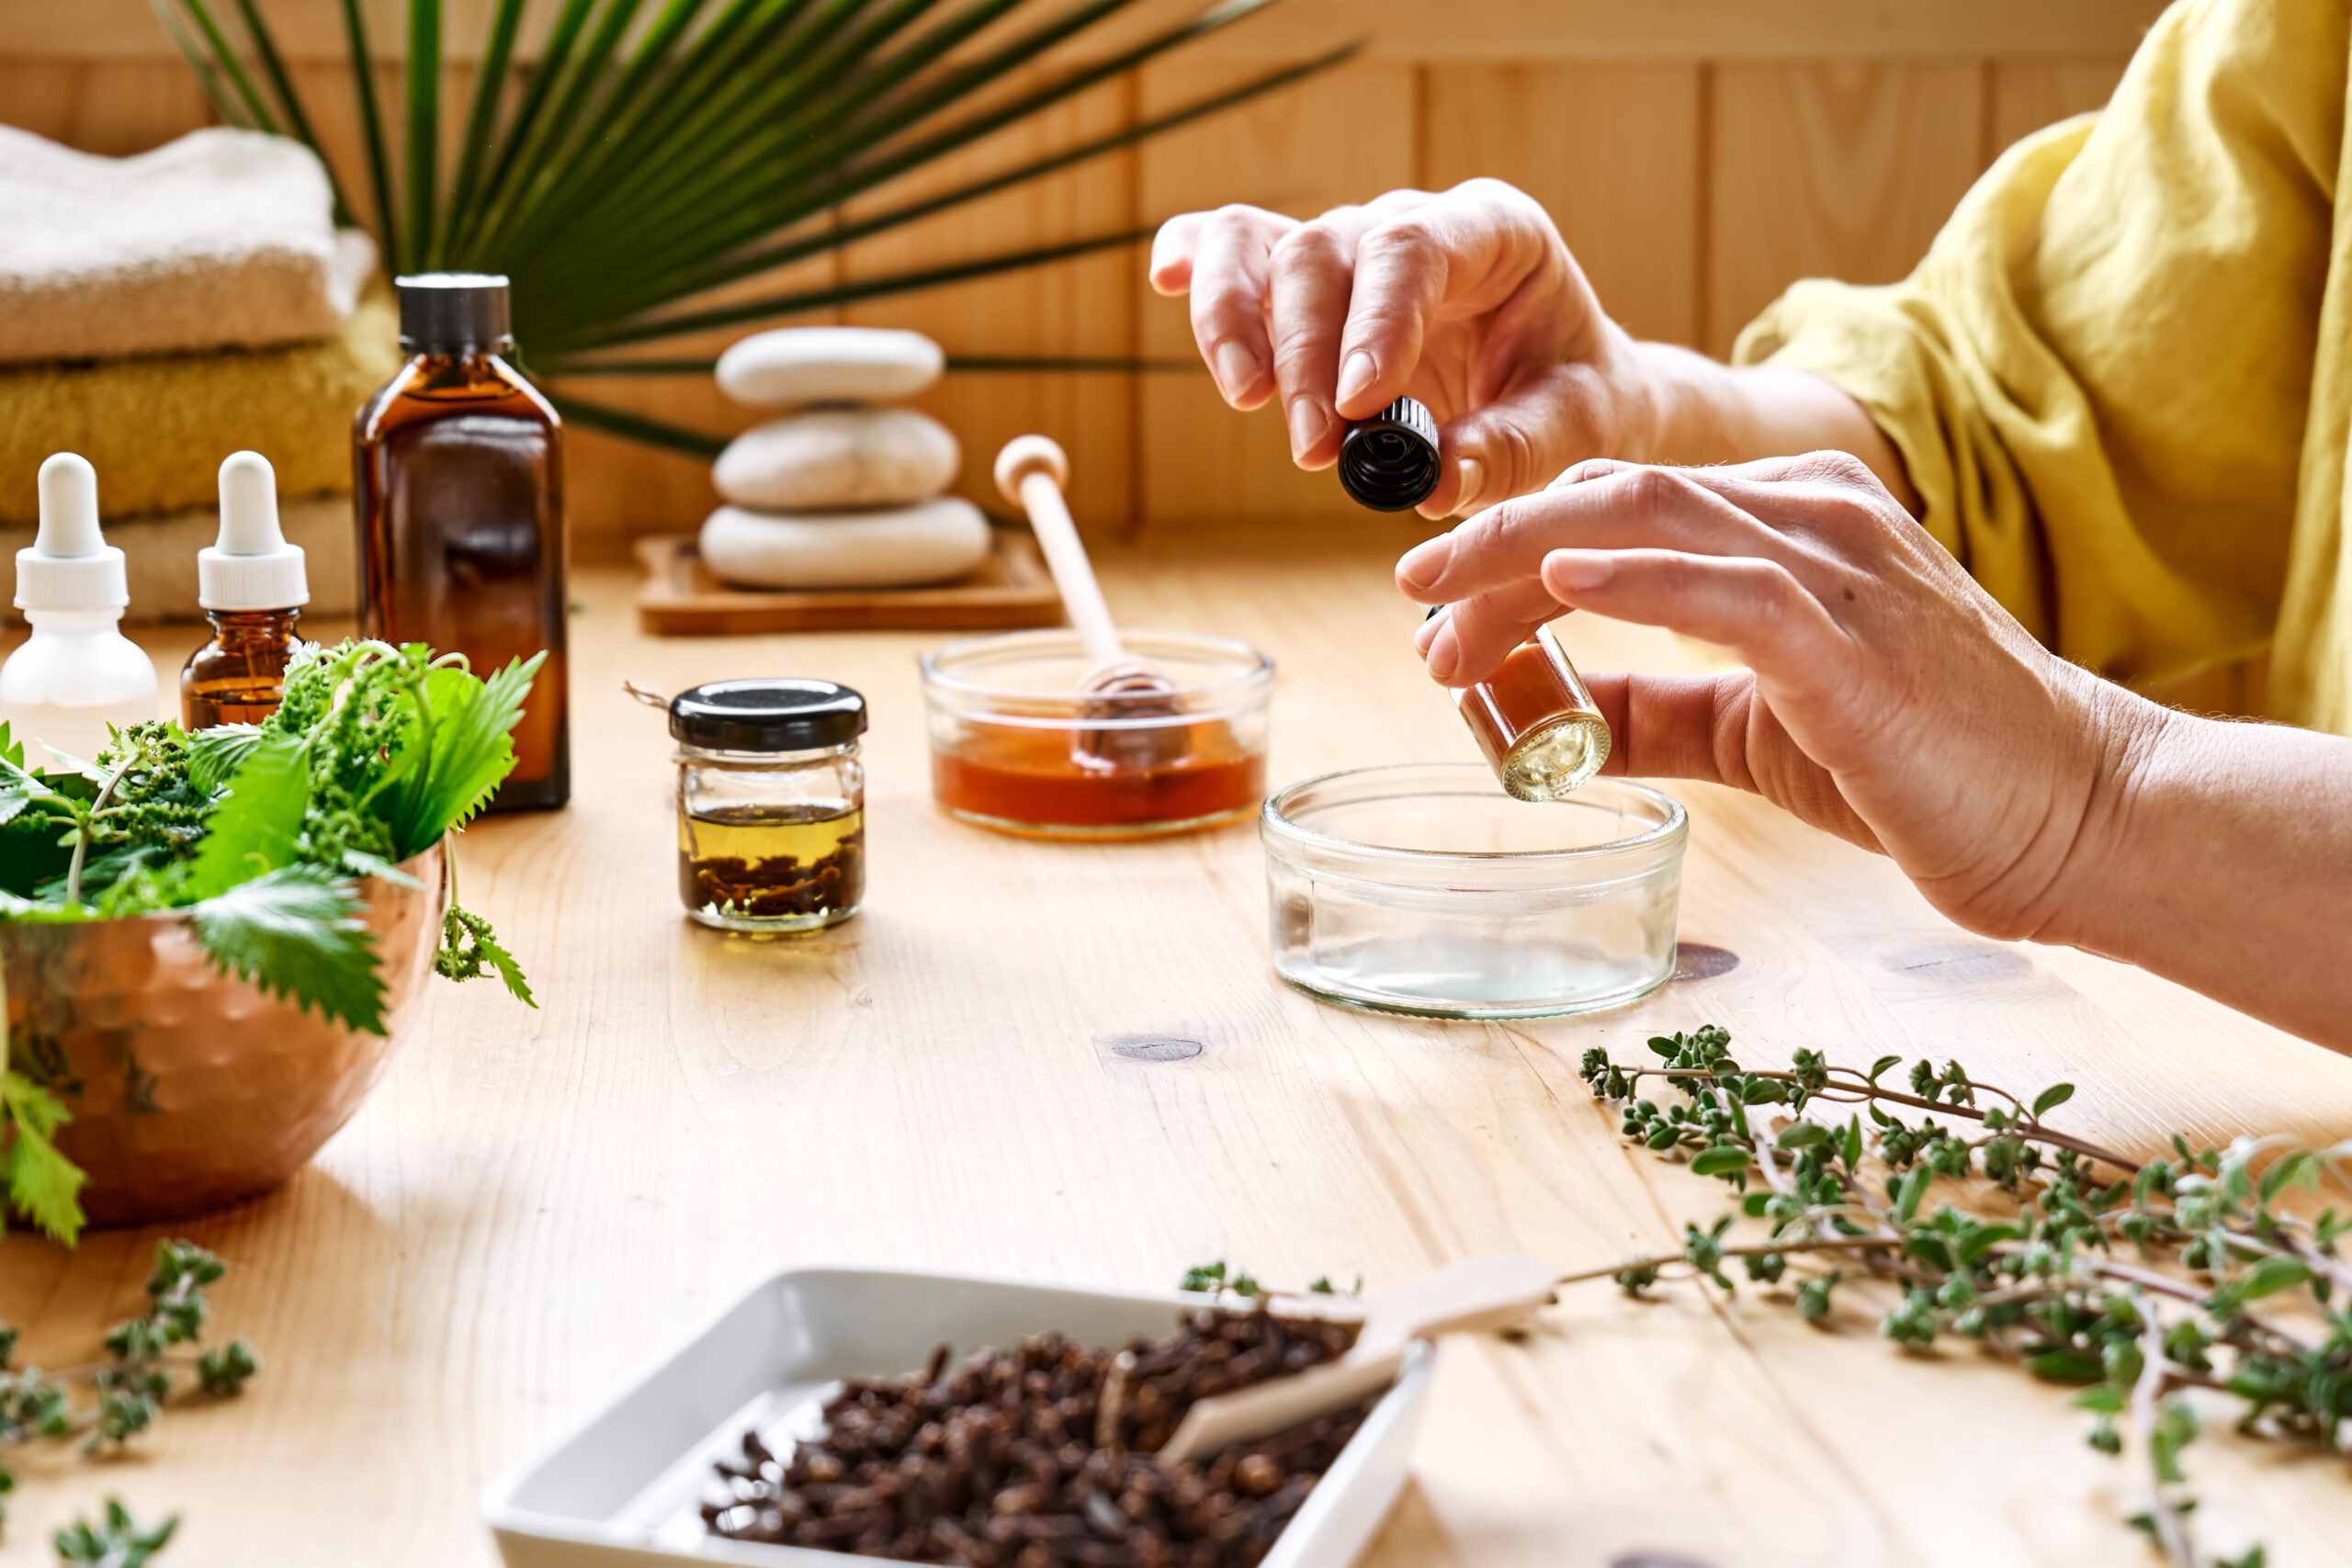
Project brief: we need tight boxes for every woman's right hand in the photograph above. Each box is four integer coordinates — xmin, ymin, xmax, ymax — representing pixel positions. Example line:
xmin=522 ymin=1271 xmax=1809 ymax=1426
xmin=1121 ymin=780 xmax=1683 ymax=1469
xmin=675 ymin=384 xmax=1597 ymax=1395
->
xmin=1397 ymin=452 xmax=2163 ymax=945
xmin=1148 ymin=180 xmax=1664 ymax=519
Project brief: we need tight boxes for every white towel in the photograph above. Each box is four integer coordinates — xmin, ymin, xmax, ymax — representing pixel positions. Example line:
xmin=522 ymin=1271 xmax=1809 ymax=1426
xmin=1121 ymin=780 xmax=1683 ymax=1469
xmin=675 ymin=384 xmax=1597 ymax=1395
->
xmin=0 ymin=126 xmax=373 ymax=365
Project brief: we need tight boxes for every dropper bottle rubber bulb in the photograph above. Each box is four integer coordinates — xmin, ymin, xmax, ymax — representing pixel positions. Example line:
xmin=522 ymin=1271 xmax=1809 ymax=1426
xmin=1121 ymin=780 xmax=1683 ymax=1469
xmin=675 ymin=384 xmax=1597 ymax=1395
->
xmin=0 ymin=453 xmax=157 ymax=767
xmin=182 ymin=449 xmax=309 ymax=728
xmin=1339 ymin=396 xmax=1611 ymax=798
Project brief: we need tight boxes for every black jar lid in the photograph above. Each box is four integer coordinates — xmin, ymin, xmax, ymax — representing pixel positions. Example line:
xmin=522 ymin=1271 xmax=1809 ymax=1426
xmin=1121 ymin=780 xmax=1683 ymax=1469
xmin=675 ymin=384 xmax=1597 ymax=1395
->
xmin=1338 ymin=396 xmax=1442 ymax=512
xmin=670 ymin=679 xmax=866 ymax=751
xmin=395 ymin=273 xmax=515 ymax=355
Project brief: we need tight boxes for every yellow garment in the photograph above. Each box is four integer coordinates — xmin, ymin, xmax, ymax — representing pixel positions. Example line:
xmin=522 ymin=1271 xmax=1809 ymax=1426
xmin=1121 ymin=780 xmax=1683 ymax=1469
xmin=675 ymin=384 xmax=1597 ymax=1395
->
xmin=1736 ymin=0 xmax=2352 ymax=733
xmin=0 ymin=288 xmax=399 ymax=525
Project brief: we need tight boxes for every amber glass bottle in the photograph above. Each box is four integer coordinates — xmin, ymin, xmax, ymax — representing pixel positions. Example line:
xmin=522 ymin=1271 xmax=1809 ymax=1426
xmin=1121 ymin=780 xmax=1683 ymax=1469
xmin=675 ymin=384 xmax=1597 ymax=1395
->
xmin=184 ymin=449 xmax=309 ymax=728
xmin=184 ymin=609 xmax=305 ymax=728
xmin=355 ymin=274 xmax=569 ymax=810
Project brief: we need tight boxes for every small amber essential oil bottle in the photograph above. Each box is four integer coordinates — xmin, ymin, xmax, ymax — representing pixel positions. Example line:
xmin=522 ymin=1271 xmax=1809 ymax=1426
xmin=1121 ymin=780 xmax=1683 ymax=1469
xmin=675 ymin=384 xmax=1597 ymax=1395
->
xmin=183 ymin=450 xmax=308 ymax=728
xmin=1340 ymin=396 xmax=1613 ymax=799
xmin=355 ymin=273 xmax=569 ymax=811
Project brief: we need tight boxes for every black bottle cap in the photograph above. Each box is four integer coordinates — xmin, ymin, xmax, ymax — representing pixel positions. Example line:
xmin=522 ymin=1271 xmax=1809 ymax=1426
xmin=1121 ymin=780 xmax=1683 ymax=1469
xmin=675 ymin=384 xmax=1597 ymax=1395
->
xmin=1339 ymin=396 xmax=1442 ymax=512
xmin=670 ymin=679 xmax=867 ymax=752
xmin=396 ymin=273 xmax=515 ymax=355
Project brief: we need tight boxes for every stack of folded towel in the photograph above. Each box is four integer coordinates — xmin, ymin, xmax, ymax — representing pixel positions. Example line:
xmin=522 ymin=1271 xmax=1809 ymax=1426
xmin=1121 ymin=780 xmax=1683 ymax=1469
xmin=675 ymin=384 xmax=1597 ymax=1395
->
xmin=0 ymin=125 xmax=399 ymax=621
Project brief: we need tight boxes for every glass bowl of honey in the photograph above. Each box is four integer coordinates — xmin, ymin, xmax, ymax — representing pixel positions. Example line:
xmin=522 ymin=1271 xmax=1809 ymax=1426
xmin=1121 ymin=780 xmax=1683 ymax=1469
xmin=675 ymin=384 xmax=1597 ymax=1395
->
xmin=1261 ymin=764 xmax=1686 ymax=1019
xmin=920 ymin=629 xmax=1273 ymax=839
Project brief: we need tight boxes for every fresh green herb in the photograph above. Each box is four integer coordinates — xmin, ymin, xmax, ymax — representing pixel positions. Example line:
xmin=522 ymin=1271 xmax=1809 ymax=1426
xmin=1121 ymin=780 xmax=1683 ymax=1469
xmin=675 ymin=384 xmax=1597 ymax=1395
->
xmin=2 ymin=1242 xmax=252 ymax=1549
xmin=52 ymin=1500 xmax=176 ymax=1567
xmin=1179 ymin=1262 xmax=1360 ymax=1301
xmin=0 ymin=640 xmax=542 ymax=1241
xmin=1573 ymin=1025 xmax=2352 ymax=1568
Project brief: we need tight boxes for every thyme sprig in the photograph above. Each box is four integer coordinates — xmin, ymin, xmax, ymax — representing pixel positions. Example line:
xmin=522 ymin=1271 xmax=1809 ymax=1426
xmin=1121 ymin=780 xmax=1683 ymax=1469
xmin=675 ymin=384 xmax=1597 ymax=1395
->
xmin=0 ymin=1241 xmax=255 ymax=1550
xmin=1577 ymin=1025 xmax=2347 ymax=1568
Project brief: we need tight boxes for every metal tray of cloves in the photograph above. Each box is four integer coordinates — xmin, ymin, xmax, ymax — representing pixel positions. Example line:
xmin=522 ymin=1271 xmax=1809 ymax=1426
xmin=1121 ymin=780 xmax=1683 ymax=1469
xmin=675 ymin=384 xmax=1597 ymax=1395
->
xmin=482 ymin=1265 xmax=1434 ymax=1568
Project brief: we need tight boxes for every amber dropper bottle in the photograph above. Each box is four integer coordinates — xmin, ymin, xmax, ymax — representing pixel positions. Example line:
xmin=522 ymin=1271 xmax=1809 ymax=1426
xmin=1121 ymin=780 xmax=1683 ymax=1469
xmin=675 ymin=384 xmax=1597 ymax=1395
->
xmin=182 ymin=450 xmax=309 ymax=728
xmin=355 ymin=273 xmax=569 ymax=811
xmin=1340 ymin=396 xmax=1612 ymax=798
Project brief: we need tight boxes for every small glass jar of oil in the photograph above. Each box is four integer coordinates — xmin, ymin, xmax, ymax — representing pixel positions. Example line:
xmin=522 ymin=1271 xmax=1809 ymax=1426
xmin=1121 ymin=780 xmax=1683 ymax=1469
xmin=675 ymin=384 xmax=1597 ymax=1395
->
xmin=666 ymin=679 xmax=866 ymax=932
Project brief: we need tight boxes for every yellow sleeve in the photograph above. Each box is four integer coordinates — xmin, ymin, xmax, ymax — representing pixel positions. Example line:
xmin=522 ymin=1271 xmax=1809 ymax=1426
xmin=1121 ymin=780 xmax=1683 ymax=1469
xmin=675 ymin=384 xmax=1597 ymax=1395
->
xmin=1733 ymin=0 xmax=2346 ymax=702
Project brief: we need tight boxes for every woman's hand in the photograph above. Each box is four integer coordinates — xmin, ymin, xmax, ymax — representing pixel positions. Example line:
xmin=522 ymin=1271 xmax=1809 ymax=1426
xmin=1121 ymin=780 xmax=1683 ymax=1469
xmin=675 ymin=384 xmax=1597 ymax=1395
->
xmin=1148 ymin=180 xmax=1662 ymax=518
xmin=1395 ymin=452 xmax=2164 ymax=943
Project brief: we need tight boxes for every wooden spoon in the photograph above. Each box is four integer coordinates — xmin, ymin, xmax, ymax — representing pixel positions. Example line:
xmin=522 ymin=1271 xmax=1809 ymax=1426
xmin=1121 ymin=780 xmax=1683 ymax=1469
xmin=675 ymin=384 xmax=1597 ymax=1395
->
xmin=994 ymin=434 xmax=1182 ymax=764
xmin=1153 ymin=1253 xmax=1557 ymax=1465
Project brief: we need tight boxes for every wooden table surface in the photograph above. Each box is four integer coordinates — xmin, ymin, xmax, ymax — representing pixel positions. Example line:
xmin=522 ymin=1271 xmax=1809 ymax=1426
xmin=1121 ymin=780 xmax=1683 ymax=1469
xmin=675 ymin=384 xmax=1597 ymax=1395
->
xmin=6 ymin=530 xmax=2350 ymax=1567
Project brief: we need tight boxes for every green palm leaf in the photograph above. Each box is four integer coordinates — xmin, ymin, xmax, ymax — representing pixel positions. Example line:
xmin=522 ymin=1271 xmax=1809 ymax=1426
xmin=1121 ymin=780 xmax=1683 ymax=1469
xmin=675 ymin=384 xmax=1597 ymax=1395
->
xmin=438 ymin=0 xmax=528 ymax=254
xmin=157 ymin=0 xmax=1351 ymax=457
xmin=336 ymin=0 xmax=403 ymax=263
xmin=406 ymin=0 xmax=443 ymax=268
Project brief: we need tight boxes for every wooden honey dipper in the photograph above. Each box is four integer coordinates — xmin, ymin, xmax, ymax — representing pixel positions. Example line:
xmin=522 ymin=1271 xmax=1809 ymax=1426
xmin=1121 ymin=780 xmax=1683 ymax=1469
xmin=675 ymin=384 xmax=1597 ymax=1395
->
xmin=994 ymin=435 xmax=1186 ymax=767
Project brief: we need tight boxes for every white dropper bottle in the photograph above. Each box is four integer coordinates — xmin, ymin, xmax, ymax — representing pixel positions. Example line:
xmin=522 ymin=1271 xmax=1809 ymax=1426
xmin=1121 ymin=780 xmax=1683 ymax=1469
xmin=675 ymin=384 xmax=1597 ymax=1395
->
xmin=0 ymin=454 xmax=158 ymax=767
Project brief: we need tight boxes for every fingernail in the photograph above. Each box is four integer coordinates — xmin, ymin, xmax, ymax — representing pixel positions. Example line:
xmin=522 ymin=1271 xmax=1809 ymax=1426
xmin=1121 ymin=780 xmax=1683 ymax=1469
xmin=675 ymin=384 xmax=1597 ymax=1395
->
xmin=1213 ymin=340 xmax=1260 ymax=401
xmin=1425 ymin=620 xmax=1460 ymax=682
xmin=1454 ymin=456 xmax=1485 ymax=513
xmin=1414 ymin=604 xmax=1448 ymax=654
xmin=1397 ymin=536 xmax=1452 ymax=592
xmin=1547 ymin=550 xmax=1615 ymax=591
xmin=1287 ymin=396 xmax=1329 ymax=461
xmin=1336 ymin=349 xmax=1377 ymax=408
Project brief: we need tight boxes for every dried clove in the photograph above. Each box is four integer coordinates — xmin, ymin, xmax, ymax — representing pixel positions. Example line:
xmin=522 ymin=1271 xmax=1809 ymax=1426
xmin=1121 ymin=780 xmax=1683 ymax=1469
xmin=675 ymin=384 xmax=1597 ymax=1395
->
xmin=704 ymin=1306 xmax=1371 ymax=1566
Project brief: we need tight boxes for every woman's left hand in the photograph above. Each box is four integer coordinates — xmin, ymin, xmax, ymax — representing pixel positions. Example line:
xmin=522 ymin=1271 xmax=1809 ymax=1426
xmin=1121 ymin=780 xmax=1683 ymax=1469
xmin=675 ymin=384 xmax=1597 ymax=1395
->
xmin=1394 ymin=452 xmax=2163 ymax=944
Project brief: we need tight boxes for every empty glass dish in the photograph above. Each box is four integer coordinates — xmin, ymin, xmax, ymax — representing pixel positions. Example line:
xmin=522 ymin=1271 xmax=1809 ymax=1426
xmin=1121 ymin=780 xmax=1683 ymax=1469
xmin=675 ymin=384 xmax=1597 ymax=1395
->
xmin=1261 ymin=765 xmax=1686 ymax=1019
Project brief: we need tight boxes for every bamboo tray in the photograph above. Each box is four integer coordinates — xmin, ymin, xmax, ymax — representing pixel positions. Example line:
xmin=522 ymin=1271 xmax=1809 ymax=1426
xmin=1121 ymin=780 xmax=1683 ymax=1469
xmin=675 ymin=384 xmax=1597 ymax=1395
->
xmin=633 ymin=530 xmax=1064 ymax=636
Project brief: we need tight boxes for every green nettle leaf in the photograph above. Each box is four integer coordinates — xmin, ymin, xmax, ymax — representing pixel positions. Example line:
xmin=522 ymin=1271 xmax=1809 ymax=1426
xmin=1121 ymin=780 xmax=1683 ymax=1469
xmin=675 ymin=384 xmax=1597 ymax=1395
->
xmin=2 ymin=1070 xmax=86 ymax=1245
xmin=393 ymin=654 xmax=544 ymax=857
xmin=2031 ymin=1083 xmax=2075 ymax=1119
xmin=185 ymin=723 xmax=265 ymax=793
xmin=190 ymin=868 xmax=386 ymax=1034
xmin=180 ymin=734 xmax=312 ymax=898
xmin=436 ymin=905 xmax=537 ymax=1006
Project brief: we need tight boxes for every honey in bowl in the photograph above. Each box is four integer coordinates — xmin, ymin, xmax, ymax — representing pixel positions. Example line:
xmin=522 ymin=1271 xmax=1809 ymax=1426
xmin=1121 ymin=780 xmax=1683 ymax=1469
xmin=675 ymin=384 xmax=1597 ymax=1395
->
xmin=920 ymin=629 xmax=1274 ymax=840
xmin=930 ymin=716 xmax=1265 ymax=838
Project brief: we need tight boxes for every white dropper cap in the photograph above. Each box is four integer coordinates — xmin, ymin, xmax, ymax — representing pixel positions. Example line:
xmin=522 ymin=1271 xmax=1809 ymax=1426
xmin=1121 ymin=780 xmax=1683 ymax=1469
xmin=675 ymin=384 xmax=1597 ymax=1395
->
xmin=198 ymin=450 xmax=308 ymax=612
xmin=17 ymin=453 xmax=128 ymax=612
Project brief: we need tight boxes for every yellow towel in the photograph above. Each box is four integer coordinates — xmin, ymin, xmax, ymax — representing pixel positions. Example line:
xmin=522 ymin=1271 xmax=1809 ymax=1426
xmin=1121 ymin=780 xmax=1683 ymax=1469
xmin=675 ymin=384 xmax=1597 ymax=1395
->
xmin=0 ymin=288 xmax=400 ymax=526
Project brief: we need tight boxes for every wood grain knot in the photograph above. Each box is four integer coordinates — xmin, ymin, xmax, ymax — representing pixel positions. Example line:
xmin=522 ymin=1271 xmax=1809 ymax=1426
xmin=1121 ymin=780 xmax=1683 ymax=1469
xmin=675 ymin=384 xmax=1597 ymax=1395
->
xmin=1101 ymin=1034 xmax=1205 ymax=1063
xmin=1672 ymin=942 xmax=1741 ymax=982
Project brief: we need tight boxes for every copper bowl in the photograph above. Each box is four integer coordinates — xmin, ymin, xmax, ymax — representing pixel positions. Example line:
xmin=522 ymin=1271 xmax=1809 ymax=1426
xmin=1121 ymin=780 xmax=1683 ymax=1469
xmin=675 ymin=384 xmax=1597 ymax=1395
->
xmin=2 ymin=842 xmax=447 ymax=1226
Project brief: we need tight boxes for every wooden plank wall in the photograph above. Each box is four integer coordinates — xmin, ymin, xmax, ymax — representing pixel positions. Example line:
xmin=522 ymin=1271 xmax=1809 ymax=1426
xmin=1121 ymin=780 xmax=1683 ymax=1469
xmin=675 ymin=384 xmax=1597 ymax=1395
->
xmin=0 ymin=0 xmax=2163 ymax=558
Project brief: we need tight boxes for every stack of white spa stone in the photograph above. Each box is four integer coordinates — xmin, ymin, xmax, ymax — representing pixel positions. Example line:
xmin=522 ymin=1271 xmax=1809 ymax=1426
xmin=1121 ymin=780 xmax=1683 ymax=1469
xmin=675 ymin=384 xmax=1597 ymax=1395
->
xmin=699 ymin=326 xmax=991 ymax=590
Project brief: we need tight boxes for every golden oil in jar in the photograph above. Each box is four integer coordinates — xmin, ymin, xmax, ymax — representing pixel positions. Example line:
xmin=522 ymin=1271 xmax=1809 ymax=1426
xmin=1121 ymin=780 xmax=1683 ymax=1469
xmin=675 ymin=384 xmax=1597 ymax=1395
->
xmin=661 ymin=678 xmax=867 ymax=933
xmin=678 ymin=803 xmax=864 ymax=928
